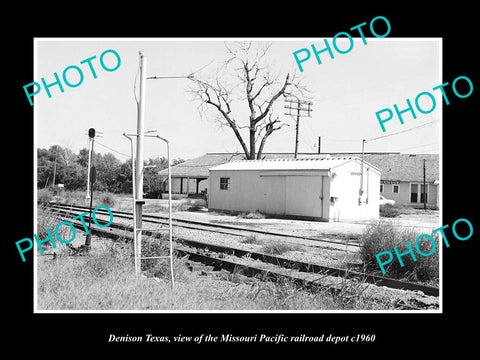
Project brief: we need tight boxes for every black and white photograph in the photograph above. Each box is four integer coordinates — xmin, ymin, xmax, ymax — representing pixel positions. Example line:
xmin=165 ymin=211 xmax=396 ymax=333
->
xmin=32 ymin=37 xmax=443 ymax=313
xmin=6 ymin=5 xmax=479 ymax=353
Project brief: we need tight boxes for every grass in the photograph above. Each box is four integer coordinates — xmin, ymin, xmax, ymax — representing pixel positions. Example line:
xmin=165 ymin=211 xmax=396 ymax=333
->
xmin=241 ymin=235 xmax=263 ymax=245
xmin=34 ymin=204 xmax=398 ymax=311
xmin=38 ymin=188 xmax=54 ymax=204
xmin=36 ymin=236 xmax=396 ymax=311
xmin=261 ymin=242 xmax=302 ymax=255
xmin=379 ymin=203 xmax=439 ymax=217
xmin=38 ymin=188 xmax=123 ymax=209
xmin=36 ymin=205 xmax=74 ymax=252
xmin=37 ymin=189 xmax=209 ymax=215
xmin=360 ymin=220 xmax=439 ymax=284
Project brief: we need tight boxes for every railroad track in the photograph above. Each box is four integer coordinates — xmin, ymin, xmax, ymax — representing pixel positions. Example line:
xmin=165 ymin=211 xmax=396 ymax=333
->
xmin=43 ymin=202 xmax=439 ymax=308
xmin=46 ymin=202 xmax=360 ymax=252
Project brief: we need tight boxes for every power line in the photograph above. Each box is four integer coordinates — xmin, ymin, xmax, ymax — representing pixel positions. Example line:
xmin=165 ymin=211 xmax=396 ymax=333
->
xmin=366 ymin=119 xmax=439 ymax=143
xmin=324 ymin=138 xmax=359 ymax=143
xmin=397 ymin=141 xmax=439 ymax=152
xmin=95 ymin=140 xmax=130 ymax=158
xmin=299 ymin=133 xmax=317 ymax=152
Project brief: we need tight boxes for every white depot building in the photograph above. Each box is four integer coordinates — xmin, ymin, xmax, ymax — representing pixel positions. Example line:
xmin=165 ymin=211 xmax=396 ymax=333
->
xmin=208 ymin=156 xmax=381 ymax=222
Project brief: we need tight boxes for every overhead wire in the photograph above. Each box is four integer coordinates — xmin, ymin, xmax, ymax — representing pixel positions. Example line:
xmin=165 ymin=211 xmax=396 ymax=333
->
xmin=396 ymin=141 xmax=439 ymax=152
xmin=365 ymin=119 xmax=439 ymax=143
xmin=95 ymin=140 xmax=131 ymax=158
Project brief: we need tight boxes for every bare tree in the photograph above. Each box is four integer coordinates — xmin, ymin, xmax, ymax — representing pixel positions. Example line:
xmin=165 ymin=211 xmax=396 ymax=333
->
xmin=191 ymin=42 xmax=309 ymax=160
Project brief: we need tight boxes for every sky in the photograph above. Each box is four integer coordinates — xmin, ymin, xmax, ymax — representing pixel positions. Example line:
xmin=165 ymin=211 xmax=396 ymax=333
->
xmin=34 ymin=38 xmax=441 ymax=162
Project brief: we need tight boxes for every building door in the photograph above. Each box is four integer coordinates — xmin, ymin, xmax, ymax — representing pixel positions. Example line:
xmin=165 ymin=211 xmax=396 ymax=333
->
xmin=410 ymin=183 xmax=428 ymax=204
xmin=410 ymin=184 xmax=418 ymax=203
xmin=285 ymin=175 xmax=323 ymax=218
xmin=262 ymin=176 xmax=286 ymax=215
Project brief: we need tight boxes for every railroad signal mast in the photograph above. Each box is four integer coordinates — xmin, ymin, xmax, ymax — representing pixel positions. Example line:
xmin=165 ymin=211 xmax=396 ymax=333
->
xmin=85 ymin=128 xmax=103 ymax=200
xmin=86 ymin=128 xmax=95 ymax=200
xmin=284 ymin=98 xmax=313 ymax=158
xmin=85 ymin=127 xmax=97 ymax=251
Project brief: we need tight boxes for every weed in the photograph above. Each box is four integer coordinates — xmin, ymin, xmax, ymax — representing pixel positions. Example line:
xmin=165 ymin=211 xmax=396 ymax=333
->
xmin=36 ymin=205 xmax=73 ymax=252
xmin=99 ymin=193 xmax=116 ymax=208
xmin=139 ymin=234 xmax=190 ymax=282
xmin=241 ymin=235 xmax=263 ymax=245
xmin=37 ymin=235 xmax=397 ymax=311
xmin=261 ymin=242 xmax=301 ymax=255
xmin=360 ymin=220 xmax=439 ymax=282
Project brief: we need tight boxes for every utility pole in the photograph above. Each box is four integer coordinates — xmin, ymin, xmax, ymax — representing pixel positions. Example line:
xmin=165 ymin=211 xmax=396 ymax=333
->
xmin=423 ymin=158 xmax=427 ymax=210
xmin=317 ymin=136 xmax=321 ymax=154
xmin=135 ymin=51 xmax=147 ymax=259
xmin=284 ymin=98 xmax=313 ymax=158
xmin=52 ymin=145 xmax=58 ymax=187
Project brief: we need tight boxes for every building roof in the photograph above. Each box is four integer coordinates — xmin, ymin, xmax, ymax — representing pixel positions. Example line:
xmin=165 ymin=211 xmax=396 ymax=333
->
xmin=157 ymin=152 xmax=316 ymax=178
xmin=209 ymin=156 xmax=379 ymax=172
xmin=159 ymin=152 xmax=439 ymax=182
xmin=157 ymin=153 xmax=243 ymax=178
xmin=329 ymin=153 xmax=439 ymax=182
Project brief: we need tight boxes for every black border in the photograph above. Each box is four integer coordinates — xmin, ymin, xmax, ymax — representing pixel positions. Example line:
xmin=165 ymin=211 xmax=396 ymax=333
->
xmin=7 ymin=4 xmax=479 ymax=354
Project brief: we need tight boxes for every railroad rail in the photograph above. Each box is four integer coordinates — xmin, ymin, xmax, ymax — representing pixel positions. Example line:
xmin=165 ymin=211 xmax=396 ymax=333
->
xmin=43 ymin=202 xmax=439 ymax=303
xmin=46 ymin=203 xmax=360 ymax=252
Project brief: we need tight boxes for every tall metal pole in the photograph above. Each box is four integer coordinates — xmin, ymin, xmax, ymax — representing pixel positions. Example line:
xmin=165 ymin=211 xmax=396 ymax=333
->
xmin=123 ymin=133 xmax=139 ymax=275
xmin=86 ymin=138 xmax=92 ymax=200
xmin=136 ymin=51 xmax=147 ymax=260
xmin=360 ymin=139 xmax=366 ymax=205
xmin=85 ymin=128 xmax=96 ymax=251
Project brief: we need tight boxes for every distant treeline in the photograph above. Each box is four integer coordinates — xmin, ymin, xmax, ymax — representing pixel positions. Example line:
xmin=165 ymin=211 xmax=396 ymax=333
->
xmin=37 ymin=145 xmax=184 ymax=196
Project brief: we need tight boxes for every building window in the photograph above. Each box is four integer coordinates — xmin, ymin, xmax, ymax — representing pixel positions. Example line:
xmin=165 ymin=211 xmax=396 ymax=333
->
xmin=220 ymin=177 xmax=230 ymax=190
xmin=393 ymin=185 xmax=399 ymax=193
xmin=380 ymin=184 xmax=384 ymax=193
xmin=410 ymin=184 xmax=418 ymax=203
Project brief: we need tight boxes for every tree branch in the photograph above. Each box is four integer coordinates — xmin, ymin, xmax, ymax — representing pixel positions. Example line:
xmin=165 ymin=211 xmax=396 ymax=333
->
xmin=256 ymin=114 xmax=289 ymax=159
xmin=192 ymin=78 xmax=250 ymax=159
xmin=253 ymin=73 xmax=290 ymax=126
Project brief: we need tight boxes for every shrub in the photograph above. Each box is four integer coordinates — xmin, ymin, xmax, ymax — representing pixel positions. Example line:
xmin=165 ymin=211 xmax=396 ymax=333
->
xmin=38 ymin=188 xmax=53 ymax=204
xmin=380 ymin=204 xmax=400 ymax=217
xmin=99 ymin=193 xmax=116 ymax=208
xmin=360 ymin=220 xmax=439 ymax=282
